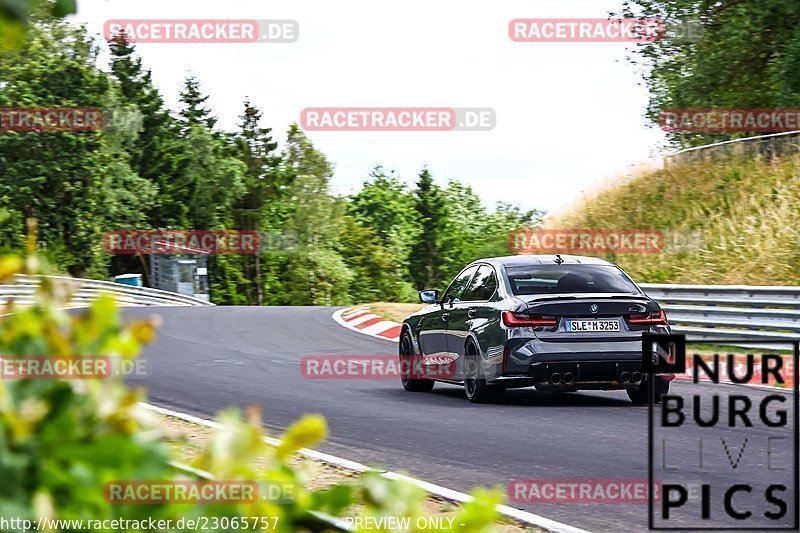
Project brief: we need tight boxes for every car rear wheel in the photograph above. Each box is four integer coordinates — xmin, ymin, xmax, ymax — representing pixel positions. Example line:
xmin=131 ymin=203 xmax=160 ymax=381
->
xmin=464 ymin=342 xmax=505 ymax=403
xmin=627 ymin=376 xmax=670 ymax=404
xmin=399 ymin=331 xmax=434 ymax=392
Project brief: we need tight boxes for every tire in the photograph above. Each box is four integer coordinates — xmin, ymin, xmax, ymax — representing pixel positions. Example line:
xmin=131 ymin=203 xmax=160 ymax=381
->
xmin=627 ymin=375 xmax=670 ymax=404
xmin=463 ymin=341 xmax=505 ymax=403
xmin=399 ymin=331 xmax=434 ymax=392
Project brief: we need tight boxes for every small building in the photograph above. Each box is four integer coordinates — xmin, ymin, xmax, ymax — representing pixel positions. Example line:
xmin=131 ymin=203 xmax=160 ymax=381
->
xmin=148 ymin=241 xmax=210 ymax=302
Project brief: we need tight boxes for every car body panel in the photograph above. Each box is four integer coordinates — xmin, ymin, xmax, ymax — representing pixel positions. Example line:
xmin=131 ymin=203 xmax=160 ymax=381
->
xmin=416 ymin=307 xmax=450 ymax=363
xmin=402 ymin=254 xmax=671 ymax=392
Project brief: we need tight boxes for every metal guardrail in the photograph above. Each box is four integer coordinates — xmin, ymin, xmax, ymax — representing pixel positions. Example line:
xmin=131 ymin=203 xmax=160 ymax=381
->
xmin=663 ymin=130 xmax=800 ymax=167
xmin=0 ymin=275 xmax=213 ymax=307
xmin=640 ymin=283 xmax=800 ymax=342
xmin=4 ymin=276 xmax=795 ymax=342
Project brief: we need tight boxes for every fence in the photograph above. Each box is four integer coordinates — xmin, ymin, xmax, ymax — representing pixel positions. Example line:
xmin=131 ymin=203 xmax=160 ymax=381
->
xmin=0 ymin=275 xmax=213 ymax=307
xmin=663 ymin=130 xmax=800 ymax=167
xmin=641 ymin=283 xmax=800 ymax=343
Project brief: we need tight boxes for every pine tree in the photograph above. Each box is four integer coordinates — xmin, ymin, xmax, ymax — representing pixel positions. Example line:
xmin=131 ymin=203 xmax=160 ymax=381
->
xmin=109 ymin=35 xmax=187 ymax=228
xmin=409 ymin=168 xmax=451 ymax=290
xmin=234 ymin=99 xmax=280 ymax=220
xmin=178 ymin=75 xmax=217 ymax=132
xmin=176 ymin=75 xmax=244 ymax=231
xmin=231 ymin=99 xmax=281 ymax=304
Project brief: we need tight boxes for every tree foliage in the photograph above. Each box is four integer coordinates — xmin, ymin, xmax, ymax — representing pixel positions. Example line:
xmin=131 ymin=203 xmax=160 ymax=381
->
xmin=619 ymin=0 xmax=800 ymax=147
xmin=0 ymin=20 xmax=542 ymax=304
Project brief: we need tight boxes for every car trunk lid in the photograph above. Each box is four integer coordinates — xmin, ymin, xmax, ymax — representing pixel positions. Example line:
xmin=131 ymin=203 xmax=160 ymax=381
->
xmin=519 ymin=293 xmax=656 ymax=341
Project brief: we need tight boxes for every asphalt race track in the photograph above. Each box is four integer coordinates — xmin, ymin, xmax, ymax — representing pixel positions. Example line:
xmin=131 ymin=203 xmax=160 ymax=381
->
xmin=123 ymin=306 xmax=798 ymax=532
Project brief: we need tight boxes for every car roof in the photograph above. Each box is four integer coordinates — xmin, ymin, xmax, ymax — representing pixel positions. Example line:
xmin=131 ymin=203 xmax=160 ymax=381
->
xmin=473 ymin=255 xmax=616 ymax=268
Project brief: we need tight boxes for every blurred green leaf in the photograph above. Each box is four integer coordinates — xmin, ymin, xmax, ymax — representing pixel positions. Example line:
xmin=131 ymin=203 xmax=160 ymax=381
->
xmin=275 ymin=414 xmax=327 ymax=460
xmin=51 ymin=0 xmax=76 ymax=18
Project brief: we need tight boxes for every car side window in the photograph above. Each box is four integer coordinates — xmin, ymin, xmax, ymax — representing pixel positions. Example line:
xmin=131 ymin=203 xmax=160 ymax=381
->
xmin=461 ymin=265 xmax=497 ymax=302
xmin=443 ymin=266 xmax=478 ymax=303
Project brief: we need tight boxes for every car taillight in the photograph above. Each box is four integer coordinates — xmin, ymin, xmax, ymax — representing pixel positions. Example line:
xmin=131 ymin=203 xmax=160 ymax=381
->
xmin=502 ymin=311 xmax=558 ymax=327
xmin=627 ymin=309 xmax=668 ymax=325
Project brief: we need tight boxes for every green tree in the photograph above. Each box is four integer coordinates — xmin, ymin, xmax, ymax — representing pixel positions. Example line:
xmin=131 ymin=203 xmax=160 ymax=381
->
xmin=336 ymin=216 xmax=416 ymax=302
xmin=0 ymin=0 xmax=75 ymax=50
xmin=348 ymin=167 xmax=419 ymax=246
xmin=180 ymin=124 xmax=246 ymax=230
xmin=349 ymin=167 xmax=419 ymax=256
xmin=442 ymin=182 xmax=544 ymax=277
xmin=109 ymin=34 xmax=186 ymax=228
xmin=0 ymin=22 xmax=150 ymax=277
xmin=408 ymin=168 xmax=451 ymax=290
xmin=98 ymin=91 xmax=158 ymax=233
xmin=347 ymin=166 xmax=419 ymax=298
xmin=279 ymin=124 xmax=352 ymax=304
xmin=178 ymin=75 xmax=217 ymax=132
xmin=0 ymin=14 xmax=541 ymax=307
xmin=175 ymin=78 xmax=245 ymax=231
xmin=281 ymin=247 xmax=352 ymax=305
xmin=175 ymin=81 xmax=247 ymax=303
xmin=283 ymin=124 xmax=340 ymax=246
xmin=230 ymin=99 xmax=283 ymax=304
xmin=619 ymin=0 xmax=800 ymax=147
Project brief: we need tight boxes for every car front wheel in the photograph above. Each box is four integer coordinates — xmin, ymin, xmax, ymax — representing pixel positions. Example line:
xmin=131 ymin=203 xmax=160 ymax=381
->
xmin=399 ymin=331 xmax=434 ymax=392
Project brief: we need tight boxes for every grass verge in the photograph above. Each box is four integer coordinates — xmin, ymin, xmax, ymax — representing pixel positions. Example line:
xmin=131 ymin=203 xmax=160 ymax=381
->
xmin=551 ymin=154 xmax=800 ymax=285
xmin=367 ymin=302 xmax=427 ymax=324
xmin=159 ymin=413 xmax=538 ymax=532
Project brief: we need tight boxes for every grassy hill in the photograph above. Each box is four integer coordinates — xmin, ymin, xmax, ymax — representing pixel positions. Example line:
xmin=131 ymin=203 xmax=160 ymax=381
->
xmin=550 ymin=155 xmax=800 ymax=285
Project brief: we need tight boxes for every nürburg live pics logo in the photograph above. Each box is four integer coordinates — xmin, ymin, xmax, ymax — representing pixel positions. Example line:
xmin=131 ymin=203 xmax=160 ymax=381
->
xmin=644 ymin=333 xmax=799 ymax=530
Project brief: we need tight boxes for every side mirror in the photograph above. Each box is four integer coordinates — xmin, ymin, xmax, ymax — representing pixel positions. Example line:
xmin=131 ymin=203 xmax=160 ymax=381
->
xmin=419 ymin=289 xmax=441 ymax=304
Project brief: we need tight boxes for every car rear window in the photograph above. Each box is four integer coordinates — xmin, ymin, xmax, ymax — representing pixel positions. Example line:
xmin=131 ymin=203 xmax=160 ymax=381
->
xmin=506 ymin=265 xmax=641 ymax=295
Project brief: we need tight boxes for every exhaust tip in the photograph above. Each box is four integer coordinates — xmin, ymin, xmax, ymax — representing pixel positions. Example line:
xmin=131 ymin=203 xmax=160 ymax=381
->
xmin=562 ymin=372 xmax=575 ymax=385
xmin=631 ymin=371 xmax=642 ymax=384
xmin=550 ymin=372 xmax=562 ymax=385
xmin=619 ymin=371 xmax=631 ymax=384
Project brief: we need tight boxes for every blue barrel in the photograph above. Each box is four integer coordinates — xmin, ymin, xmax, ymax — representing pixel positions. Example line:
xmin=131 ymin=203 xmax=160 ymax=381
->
xmin=114 ymin=274 xmax=143 ymax=287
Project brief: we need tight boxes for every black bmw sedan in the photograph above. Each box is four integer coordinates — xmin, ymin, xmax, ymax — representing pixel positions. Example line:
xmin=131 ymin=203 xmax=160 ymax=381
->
xmin=399 ymin=254 xmax=673 ymax=403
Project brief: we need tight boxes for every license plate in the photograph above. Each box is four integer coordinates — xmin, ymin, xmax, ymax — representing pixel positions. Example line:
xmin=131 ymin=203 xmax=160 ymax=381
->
xmin=566 ymin=319 xmax=620 ymax=332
